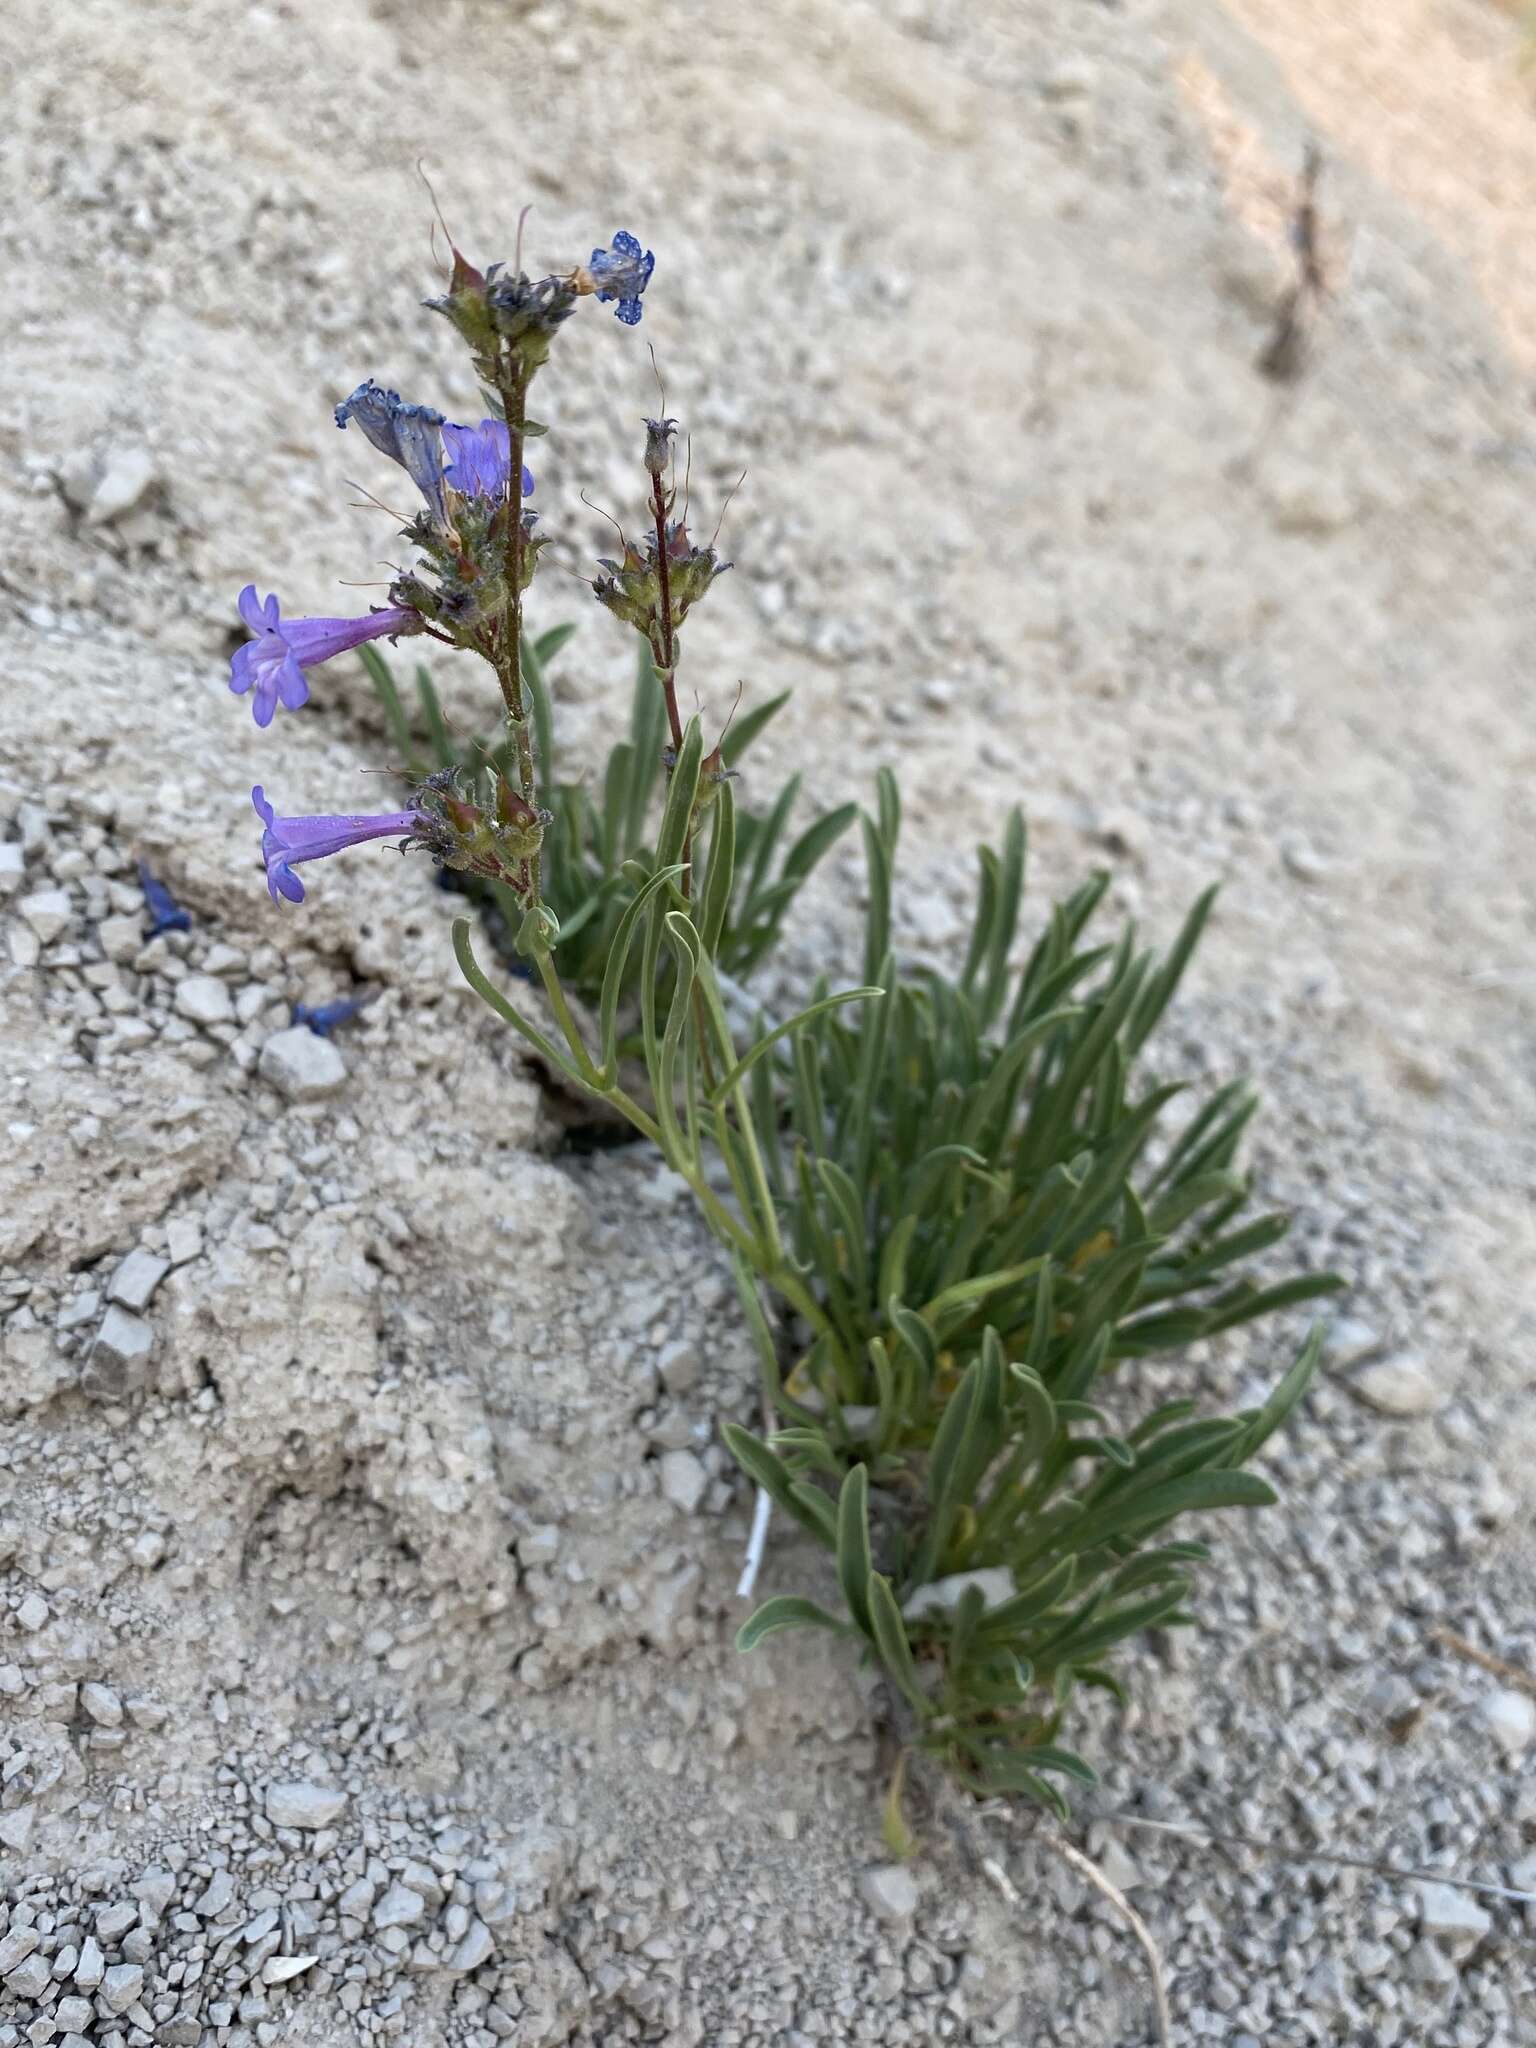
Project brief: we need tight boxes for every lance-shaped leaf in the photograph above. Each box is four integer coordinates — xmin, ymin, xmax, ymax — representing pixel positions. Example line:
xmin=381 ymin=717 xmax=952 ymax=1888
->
xmin=836 ymin=1464 xmax=875 ymax=1638
xmin=866 ymin=1571 xmax=933 ymax=1716
xmin=737 ymin=1596 xmax=853 ymax=1651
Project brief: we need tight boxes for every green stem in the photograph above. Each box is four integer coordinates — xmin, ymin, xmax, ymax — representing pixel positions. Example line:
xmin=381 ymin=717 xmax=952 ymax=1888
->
xmin=533 ymin=948 xmax=600 ymax=1086
xmin=496 ymin=363 xmax=540 ymax=903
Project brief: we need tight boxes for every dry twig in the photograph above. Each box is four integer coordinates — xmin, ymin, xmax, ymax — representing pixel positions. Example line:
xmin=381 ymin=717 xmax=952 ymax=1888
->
xmin=983 ymin=1841 xmax=1172 ymax=2048
xmin=1105 ymin=1814 xmax=1536 ymax=1905
xmin=1433 ymin=1626 xmax=1536 ymax=1701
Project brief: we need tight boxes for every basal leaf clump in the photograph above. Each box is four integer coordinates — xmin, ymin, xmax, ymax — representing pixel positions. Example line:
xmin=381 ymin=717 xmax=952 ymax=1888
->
xmin=722 ymin=773 xmax=1340 ymax=1810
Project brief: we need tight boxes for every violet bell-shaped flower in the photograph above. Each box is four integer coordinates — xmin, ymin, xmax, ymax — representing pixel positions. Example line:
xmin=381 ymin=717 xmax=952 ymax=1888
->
xmin=253 ymin=786 xmax=424 ymax=905
xmin=334 ymin=380 xmax=449 ymax=522
xmin=442 ymin=419 xmax=535 ymax=502
xmin=229 ymin=588 xmax=421 ymax=728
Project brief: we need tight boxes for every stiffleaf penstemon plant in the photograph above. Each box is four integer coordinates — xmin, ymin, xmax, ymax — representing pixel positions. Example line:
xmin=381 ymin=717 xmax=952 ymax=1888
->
xmin=227 ymin=217 xmax=1336 ymax=1829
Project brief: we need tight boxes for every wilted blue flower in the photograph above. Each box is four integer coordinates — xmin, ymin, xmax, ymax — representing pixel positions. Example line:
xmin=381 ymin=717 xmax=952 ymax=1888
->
xmin=292 ymin=993 xmax=374 ymax=1036
xmin=230 ymin=588 xmax=420 ymax=728
xmin=441 ymin=420 xmax=535 ymax=502
xmin=335 ymin=380 xmax=448 ymax=522
xmin=588 ymin=231 xmax=655 ymax=325
xmin=253 ymin=786 xmax=423 ymax=906
xmin=137 ymin=861 xmax=191 ymax=938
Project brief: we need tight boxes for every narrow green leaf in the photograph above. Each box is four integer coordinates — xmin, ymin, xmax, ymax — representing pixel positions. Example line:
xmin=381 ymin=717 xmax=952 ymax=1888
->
xmin=533 ymin=621 xmax=578 ymax=665
xmin=453 ymin=918 xmax=592 ymax=1084
xmin=706 ymin=988 xmax=881 ymax=1107
xmin=1057 ymin=1470 xmax=1277 ymax=1558
xmin=596 ymin=864 xmax=687 ymax=1081
xmin=736 ymin=1596 xmax=852 ymax=1651
xmin=836 ymin=1465 xmax=874 ymax=1637
xmin=780 ymin=801 xmax=859 ymax=883
xmin=968 ymin=1758 xmax=1070 ymax=1818
xmin=1230 ymin=1324 xmax=1324 ymax=1464
xmin=700 ymin=779 xmax=737 ymax=955
xmin=867 ymin=1572 xmax=932 ymax=1715
xmin=975 ymin=1555 xmax=1077 ymax=1640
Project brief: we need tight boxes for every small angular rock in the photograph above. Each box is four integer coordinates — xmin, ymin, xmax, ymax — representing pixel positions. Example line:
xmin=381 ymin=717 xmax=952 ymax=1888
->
xmin=446 ymin=1920 xmax=495 ymax=1973
xmin=80 ymin=1680 xmax=125 ymax=1727
xmin=372 ymin=1885 xmax=427 ymax=1930
xmin=193 ymin=1871 xmax=236 ymax=1918
xmin=259 ymin=1027 xmax=347 ymax=1101
xmin=83 ymin=1306 xmax=155 ymax=1397
xmin=107 ymin=1249 xmax=170 ymax=1311
xmin=84 ymin=447 xmax=157 ymax=526
xmin=165 ymin=1217 xmax=203 ymax=1266
xmin=262 ymin=1954 xmax=317 ymax=1986
xmin=860 ymin=1864 xmax=919 ymax=1924
xmin=174 ymin=974 xmax=234 ymax=1027
xmin=16 ymin=1591 xmax=49 ymax=1633
xmin=1417 ymin=1880 xmax=1491 ymax=1953
xmin=101 ymin=1962 xmax=146 ymax=2013
xmin=658 ymin=1449 xmax=707 ymax=1515
xmin=1483 ymin=1686 xmax=1535 ymax=1758
xmin=1349 ymin=1354 xmax=1442 ymax=1417
xmin=18 ymin=887 xmax=72 ymax=943
xmin=0 ymin=1929 xmax=39 ymax=1974
xmin=0 ymin=1804 xmax=35 ymax=1850
xmin=265 ymin=1780 xmax=347 ymax=1829
xmin=4 ymin=1953 xmax=51 ymax=2000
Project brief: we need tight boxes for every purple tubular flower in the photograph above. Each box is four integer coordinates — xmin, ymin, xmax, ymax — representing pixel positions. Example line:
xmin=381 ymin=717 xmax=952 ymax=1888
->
xmin=253 ymin=787 xmax=421 ymax=906
xmin=589 ymin=231 xmax=655 ymax=325
xmin=334 ymin=380 xmax=448 ymax=522
xmin=441 ymin=419 xmax=535 ymax=502
xmin=230 ymin=588 xmax=419 ymax=728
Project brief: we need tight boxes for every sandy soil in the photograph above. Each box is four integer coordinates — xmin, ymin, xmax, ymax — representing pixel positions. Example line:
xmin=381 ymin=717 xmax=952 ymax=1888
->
xmin=2 ymin=1 xmax=1534 ymax=2044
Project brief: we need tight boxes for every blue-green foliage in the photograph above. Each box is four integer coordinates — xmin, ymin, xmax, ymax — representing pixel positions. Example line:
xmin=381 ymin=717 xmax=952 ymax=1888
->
xmin=723 ymin=769 xmax=1340 ymax=1812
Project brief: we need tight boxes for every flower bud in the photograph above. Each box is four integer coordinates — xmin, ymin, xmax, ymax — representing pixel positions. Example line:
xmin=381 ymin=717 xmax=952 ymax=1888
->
xmin=644 ymin=416 xmax=677 ymax=477
xmin=424 ymin=244 xmax=500 ymax=361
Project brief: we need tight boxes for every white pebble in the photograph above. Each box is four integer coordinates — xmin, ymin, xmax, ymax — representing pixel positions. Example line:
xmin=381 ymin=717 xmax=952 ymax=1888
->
xmin=174 ymin=974 xmax=235 ymax=1027
xmin=658 ymin=1449 xmax=708 ymax=1515
xmin=108 ymin=1247 xmax=170 ymax=1311
xmin=80 ymin=1680 xmax=124 ymax=1727
xmin=265 ymin=1780 xmax=347 ymax=1829
xmin=1349 ymin=1354 xmax=1442 ymax=1417
xmin=860 ymin=1863 xmax=919 ymax=1924
xmin=1483 ymin=1687 xmax=1536 ymax=1759
xmin=18 ymin=887 xmax=72 ymax=943
xmin=259 ymin=1025 xmax=348 ymax=1101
